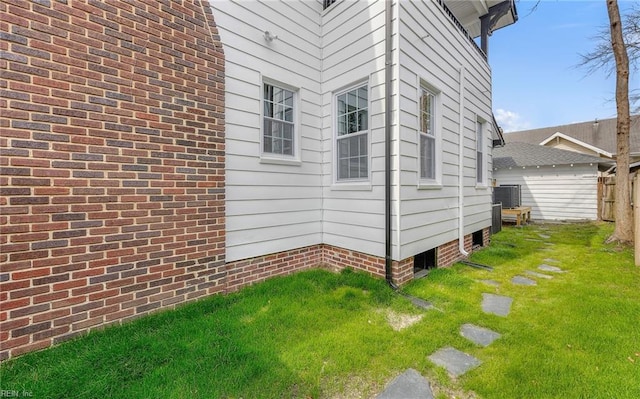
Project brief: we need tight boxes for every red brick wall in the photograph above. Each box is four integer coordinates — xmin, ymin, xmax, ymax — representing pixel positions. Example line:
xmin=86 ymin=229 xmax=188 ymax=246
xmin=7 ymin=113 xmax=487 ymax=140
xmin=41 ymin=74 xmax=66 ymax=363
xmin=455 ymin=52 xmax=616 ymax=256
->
xmin=322 ymin=244 xmax=386 ymax=279
xmin=437 ymin=228 xmax=491 ymax=267
xmin=226 ymin=245 xmax=323 ymax=293
xmin=0 ymin=0 xmax=225 ymax=361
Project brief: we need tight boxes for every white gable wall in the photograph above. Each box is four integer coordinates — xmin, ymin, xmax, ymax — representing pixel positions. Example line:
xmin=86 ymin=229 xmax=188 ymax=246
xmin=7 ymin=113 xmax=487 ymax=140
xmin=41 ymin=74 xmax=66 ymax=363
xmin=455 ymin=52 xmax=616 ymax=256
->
xmin=494 ymin=165 xmax=599 ymax=220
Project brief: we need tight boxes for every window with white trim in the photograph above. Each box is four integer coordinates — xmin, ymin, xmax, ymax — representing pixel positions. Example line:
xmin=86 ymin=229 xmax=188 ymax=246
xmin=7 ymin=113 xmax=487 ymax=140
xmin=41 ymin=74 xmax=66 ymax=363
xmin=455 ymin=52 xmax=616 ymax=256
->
xmin=263 ymin=83 xmax=295 ymax=156
xmin=419 ymin=87 xmax=438 ymax=180
xmin=476 ymin=119 xmax=486 ymax=185
xmin=336 ymin=84 xmax=368 ymax=181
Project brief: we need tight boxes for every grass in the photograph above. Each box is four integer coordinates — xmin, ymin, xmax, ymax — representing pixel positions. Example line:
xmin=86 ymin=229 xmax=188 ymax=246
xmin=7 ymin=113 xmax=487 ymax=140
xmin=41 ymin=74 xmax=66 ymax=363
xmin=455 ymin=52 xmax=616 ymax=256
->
xmin=2 ymin=222 xmax=639 ymax=398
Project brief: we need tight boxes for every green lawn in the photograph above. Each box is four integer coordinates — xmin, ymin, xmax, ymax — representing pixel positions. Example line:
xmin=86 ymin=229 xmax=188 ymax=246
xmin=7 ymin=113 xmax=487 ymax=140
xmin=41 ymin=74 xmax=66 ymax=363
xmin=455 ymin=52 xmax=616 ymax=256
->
xmin=2 ymin=222 xmax=639 ymax=398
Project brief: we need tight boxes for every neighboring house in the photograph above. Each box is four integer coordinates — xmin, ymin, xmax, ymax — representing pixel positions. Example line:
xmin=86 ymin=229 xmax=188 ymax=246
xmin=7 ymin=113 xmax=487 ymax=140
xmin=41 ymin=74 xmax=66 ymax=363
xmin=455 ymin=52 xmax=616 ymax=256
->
xmin=0 ymin=0 xmax=516 ymax=360
xmin=504 ymin=115 xmax=640 ymax=163
xmin=212 ymin=0 xmax=516 ymax=283
xmin=493 ymin=142 xmax=610 ymax=221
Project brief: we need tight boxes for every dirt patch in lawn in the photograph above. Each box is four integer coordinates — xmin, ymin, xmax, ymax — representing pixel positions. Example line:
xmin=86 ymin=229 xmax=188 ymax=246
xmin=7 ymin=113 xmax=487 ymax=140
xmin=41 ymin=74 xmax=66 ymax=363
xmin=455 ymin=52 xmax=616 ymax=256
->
xmin=385 ymin=310 xmax=424 ymax=331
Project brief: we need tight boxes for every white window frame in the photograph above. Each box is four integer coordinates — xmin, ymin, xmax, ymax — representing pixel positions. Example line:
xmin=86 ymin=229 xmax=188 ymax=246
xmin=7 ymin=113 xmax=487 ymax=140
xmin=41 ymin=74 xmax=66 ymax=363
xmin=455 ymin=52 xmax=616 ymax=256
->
xmin=333 ymin=82 xmax=370 ymax=184
xmin=260 ymin=78 xmax=301 ymax=166
xmin=476 ymin=117 xmax=488 ymax=187
xmin=418 ymin=82 xmax=442 ymax=188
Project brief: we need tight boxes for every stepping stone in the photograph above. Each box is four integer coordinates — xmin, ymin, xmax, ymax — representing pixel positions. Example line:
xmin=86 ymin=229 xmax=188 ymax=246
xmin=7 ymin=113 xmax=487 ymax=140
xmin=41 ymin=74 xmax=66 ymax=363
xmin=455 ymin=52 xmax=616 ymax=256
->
xmin=408 ymin=296 xmax=433 ymax=310
xmin=460 ymin=324 xmax=501 ymax=347
xmin=525 ymin=238 xmax=542 ymax=242
xmin=376 ymin=368 xmax=434 ymax=399
xmin=538 ymin=234 xmax=551 ymax=239
xmin=526 ymin=270 xmax=553 ymax=280
xmin=511 ymin=276 xmax=537 ymax=286
xmin=538 ymin=264 xmax=564 ymax=273
xmin=428 ymin=347 xmax=482 ymax=377
xmin=482 ymin=293 xmax=513 ymax=316
xmin=479 ymin=279 xmax=500 ymax=287
xmin=543 ymin=258 xmax=559 ymax=263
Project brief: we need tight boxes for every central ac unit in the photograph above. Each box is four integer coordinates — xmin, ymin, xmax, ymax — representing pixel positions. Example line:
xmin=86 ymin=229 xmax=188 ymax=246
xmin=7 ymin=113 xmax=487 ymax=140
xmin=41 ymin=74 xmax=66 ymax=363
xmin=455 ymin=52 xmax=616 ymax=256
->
xmin=493 ymin=185 xmax=521 ymax=209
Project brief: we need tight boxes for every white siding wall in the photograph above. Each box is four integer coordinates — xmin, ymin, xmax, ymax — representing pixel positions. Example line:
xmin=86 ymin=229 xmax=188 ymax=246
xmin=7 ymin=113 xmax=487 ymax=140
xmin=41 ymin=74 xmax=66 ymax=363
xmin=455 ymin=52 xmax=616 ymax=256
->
xmin=213 ymin=0 xmax=495 ymax=263
xmin=494 ymin=165 xmax=599 ymax=221
xmin=320 ymin=0 xmax=390 ymax=258
xmin=396 ymin=1 xmax=493 ymax=260
xmin=210 ymin=0 xmax=323 ymax=262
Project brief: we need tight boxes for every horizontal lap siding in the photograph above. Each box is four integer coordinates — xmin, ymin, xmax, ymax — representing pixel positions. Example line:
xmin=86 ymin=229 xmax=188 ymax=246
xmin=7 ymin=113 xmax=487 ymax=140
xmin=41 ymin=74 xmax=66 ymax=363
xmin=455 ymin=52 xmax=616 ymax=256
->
xmin=321 ymin=0 xmax=390 ymax=259
xmin=210 ymin=1 xmax=323 ymax=262
xmin=494 ymin=165 xmax=599 ymax=220
xmin=397 ymin=1 xmax=493 ymax=260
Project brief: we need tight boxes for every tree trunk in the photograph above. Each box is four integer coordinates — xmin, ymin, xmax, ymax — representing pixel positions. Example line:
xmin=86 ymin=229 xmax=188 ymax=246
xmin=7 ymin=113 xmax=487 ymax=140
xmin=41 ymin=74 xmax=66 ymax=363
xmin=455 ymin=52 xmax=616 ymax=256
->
xmin=607 ymin=0 xmax=633 ymax=244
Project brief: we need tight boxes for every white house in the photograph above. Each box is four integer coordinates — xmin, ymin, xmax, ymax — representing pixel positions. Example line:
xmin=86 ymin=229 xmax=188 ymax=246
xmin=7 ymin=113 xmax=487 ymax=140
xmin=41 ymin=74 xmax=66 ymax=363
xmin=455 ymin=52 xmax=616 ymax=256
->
xmin=493 ymin=142 xmax=610 ymax=221
xmin=211 ymin=0 xmax=518 ymax=285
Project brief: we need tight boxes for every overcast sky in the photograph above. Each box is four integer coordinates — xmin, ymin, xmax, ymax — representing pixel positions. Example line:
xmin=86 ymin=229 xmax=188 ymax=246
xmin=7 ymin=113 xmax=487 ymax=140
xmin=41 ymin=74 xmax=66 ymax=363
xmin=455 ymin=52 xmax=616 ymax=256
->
xmin=489 ymin=0 xmax=639 ymax=132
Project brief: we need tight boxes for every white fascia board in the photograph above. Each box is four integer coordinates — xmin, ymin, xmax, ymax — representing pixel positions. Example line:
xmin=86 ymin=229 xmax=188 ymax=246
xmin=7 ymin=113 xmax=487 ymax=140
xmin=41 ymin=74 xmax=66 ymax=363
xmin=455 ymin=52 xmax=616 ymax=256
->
xmin=539 ymin=132 xmax=613 ymax=158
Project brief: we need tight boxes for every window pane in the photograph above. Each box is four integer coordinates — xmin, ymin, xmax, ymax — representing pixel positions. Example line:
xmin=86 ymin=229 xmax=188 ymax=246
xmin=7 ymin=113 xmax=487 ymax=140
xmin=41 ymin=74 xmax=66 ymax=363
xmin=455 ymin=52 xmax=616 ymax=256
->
xmin=339 ymin=159 xmax=349 ymax=179
xmin=264 ymin=84 xmax=273 ymax=101
xmin=283 ymin=138 xmax=293 ymax=155
xmin=358 ymin=156 xmax=368 ymax=178
xmin=358 ymin=86 xmax=367 ymax=108
xmin=284 ymin=107 xmax=293 ymax=122
xmin=359 ymin=134 xmax=367 ymax=157
xmin=338 ymin=94 xmax=346 ymax=115
xmin=264 ymin=100 xmax=273 ymax=118
xmin=263 ymin=83 xmax=296 ymax=156
xmin=336 ymin=85 xmax=368 ymax=181
xmin=338 ymin=115 xmax=347 ymax=136
xmin=477 ymin=152 xmax=483 ymax=182
xmin=421 ymin=134 xmax=435 ymax=179
xmin=283 ymin=123 xmax=293 ymax=140
xmin=284 ymin=90 xmax=294 ymax=107
xmin=264 ymin=120 xmax=273 ymax=152
xmin=347 ymin=91 xmax=357 ymax=109
xmin=348 ymin=112 xmax=357 ymax=133
xmin=273 ymin=86 xmax=283 ymax=103
xmin=358 ymin=110 xmax=368 ymax=131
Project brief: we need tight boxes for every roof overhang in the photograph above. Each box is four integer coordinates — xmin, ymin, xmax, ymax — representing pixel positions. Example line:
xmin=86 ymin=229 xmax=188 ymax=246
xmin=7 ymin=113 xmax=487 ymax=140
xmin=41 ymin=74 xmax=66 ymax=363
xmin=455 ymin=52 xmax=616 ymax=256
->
xmin=444 ymin=0 xmax=518 ymax=38
xmin=539 ymin=132 xmax=614 ymax=159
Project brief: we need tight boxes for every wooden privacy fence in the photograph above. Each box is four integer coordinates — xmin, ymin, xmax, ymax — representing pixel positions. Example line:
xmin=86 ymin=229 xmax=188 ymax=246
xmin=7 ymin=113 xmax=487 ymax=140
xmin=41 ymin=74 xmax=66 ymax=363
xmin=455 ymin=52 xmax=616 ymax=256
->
xmin=598 ymin=174 xmax=636 ymax=222
xmin=597 ymin=174 xmax=640 ymax=266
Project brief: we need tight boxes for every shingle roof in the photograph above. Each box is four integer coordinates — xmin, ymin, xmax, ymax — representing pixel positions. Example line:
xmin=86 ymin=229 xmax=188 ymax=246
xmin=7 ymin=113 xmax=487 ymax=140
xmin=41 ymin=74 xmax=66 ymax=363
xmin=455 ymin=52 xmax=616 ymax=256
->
xmin=493 ymin=142 xmax=610 ymax=169
xmin=503 ymin=115 xmax=640 ymax=155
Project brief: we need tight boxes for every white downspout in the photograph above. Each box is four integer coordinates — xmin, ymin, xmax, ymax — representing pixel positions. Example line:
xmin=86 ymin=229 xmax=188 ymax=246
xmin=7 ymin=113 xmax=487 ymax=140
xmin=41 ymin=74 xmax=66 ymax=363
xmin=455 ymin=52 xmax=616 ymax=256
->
xmin=458 ymin=66 xmax=469 ymax=257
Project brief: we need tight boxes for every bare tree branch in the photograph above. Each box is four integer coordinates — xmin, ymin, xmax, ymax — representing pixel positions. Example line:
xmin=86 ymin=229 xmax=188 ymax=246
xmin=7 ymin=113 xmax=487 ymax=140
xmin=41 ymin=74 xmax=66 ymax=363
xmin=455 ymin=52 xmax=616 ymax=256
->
xmin=578 ymin=4 xmax=640 ymax=108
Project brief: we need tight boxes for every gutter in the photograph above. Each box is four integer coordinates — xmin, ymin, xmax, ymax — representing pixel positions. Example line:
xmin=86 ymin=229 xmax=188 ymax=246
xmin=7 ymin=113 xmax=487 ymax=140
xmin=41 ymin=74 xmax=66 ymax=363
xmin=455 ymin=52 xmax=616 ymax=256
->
xmin=384 ymin=0 xmax=396 ymax=288
xmin=458 ymin=66 xmax=469 ymax=257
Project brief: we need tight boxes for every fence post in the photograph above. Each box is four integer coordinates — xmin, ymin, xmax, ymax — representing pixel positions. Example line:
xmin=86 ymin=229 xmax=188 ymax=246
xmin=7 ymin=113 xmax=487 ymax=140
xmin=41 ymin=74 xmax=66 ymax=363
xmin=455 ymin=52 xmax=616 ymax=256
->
xmin=635 ymin=174 xmax=639 ymax=266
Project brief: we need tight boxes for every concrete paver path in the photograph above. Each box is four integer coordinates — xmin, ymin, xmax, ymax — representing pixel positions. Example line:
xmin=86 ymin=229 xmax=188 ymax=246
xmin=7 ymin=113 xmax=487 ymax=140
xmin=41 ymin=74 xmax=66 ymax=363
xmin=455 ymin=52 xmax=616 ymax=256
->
xmin=460 ymin=324 xmax=501 ymax=347
xmin=481 ymin=293 xmax=513 ymax=316
xmin=511 ymin=276 xmax=537 ymax=286
xmin=428 ymin=347 xmax=482 ymax=377
xmin=376 ymin=369 xmax=434 ymax=399
xmin=526 ymin=270 xmax=553 ymax=279
xmin=538 ymin=264 xmax=564 ymax=273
